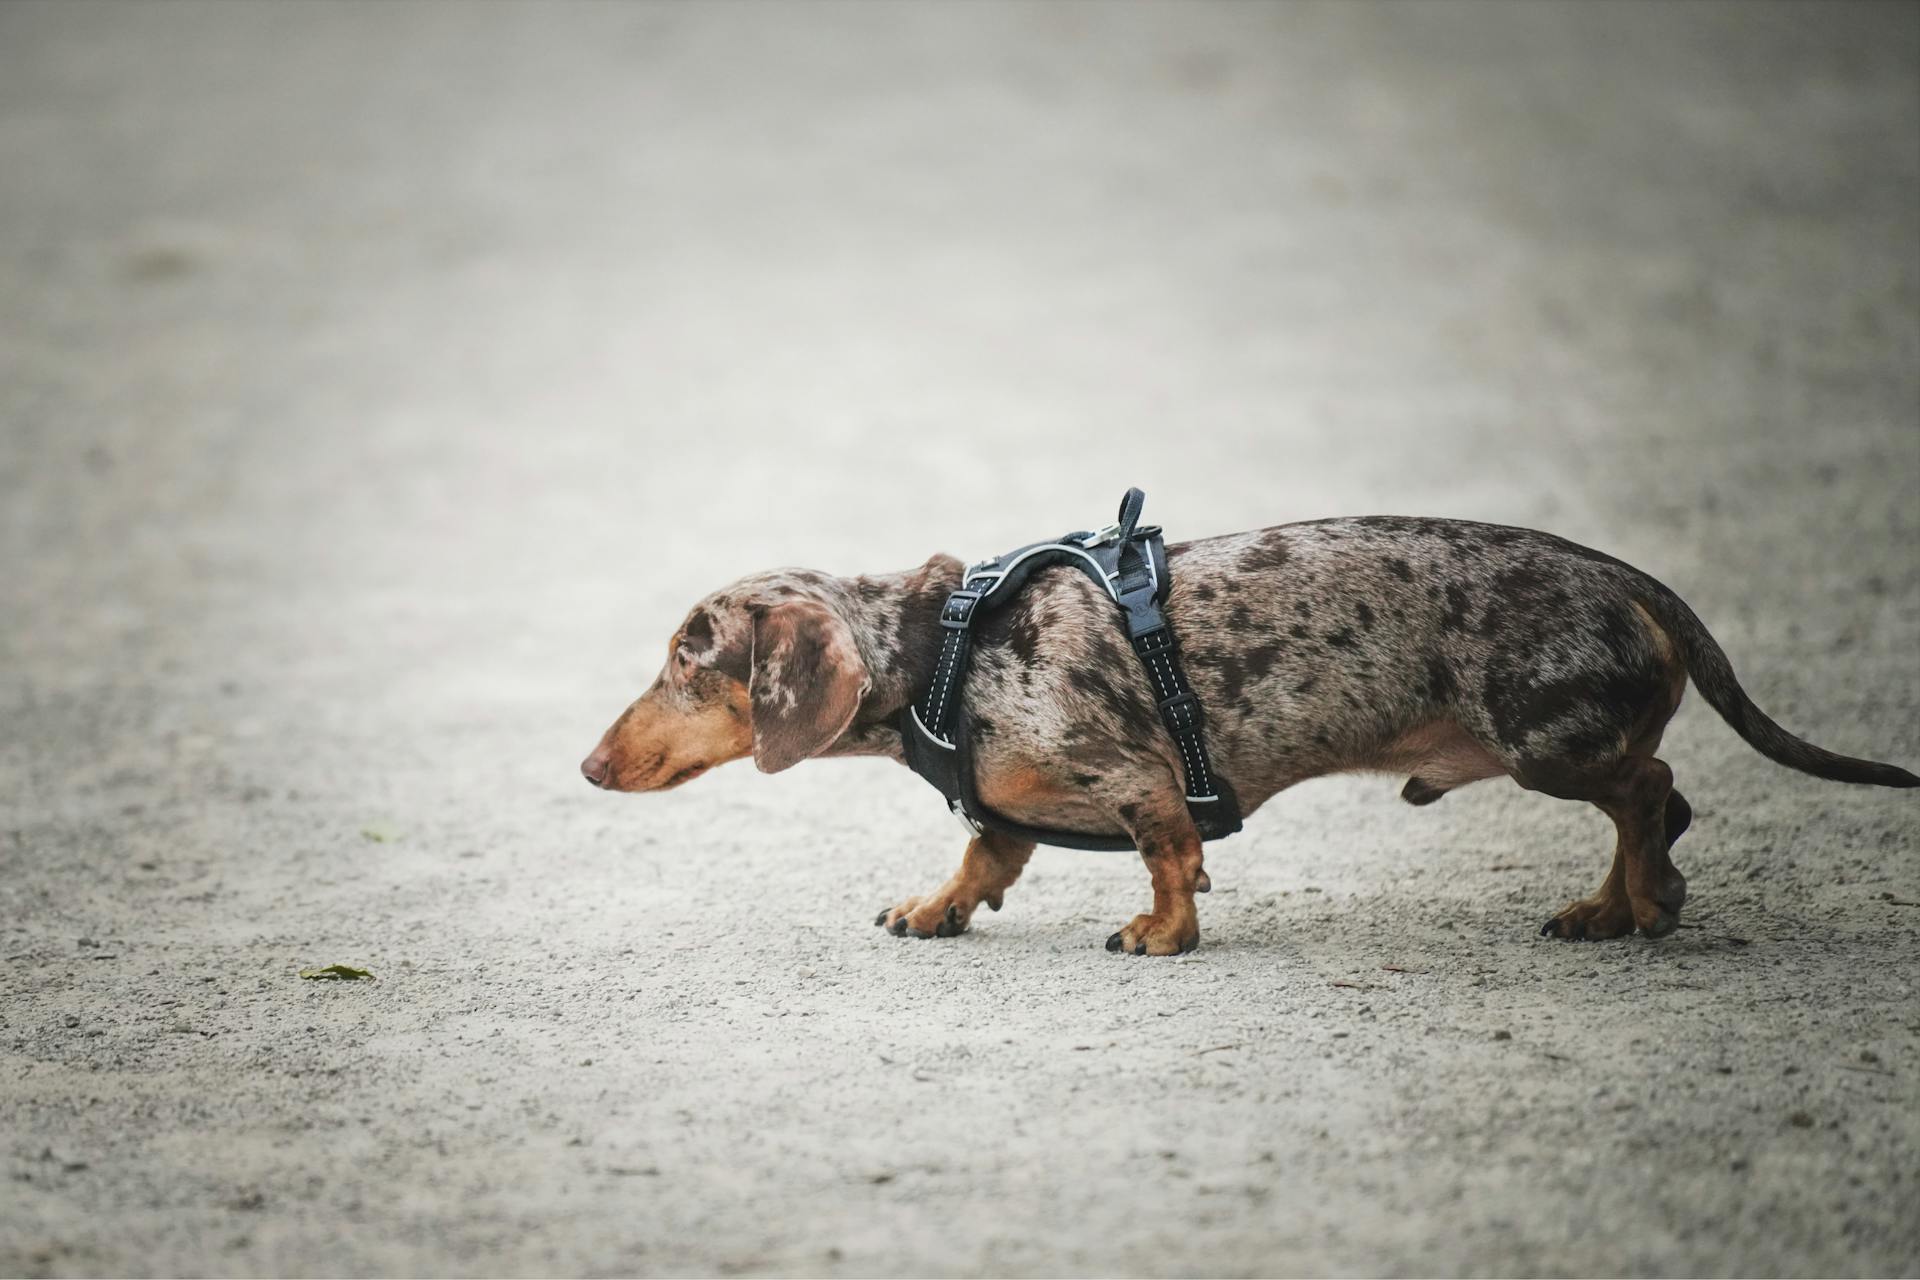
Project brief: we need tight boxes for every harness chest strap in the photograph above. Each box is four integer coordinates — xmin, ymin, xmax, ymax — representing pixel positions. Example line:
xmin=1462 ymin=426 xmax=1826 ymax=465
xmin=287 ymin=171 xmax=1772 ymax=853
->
xmin=899 ymin=488 xmax=1242 ymax=852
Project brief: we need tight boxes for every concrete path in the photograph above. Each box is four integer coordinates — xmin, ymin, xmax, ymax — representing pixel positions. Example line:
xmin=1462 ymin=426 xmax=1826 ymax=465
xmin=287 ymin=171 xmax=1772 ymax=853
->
xmin=3 ymin=2 xmax=1917 ymax=1274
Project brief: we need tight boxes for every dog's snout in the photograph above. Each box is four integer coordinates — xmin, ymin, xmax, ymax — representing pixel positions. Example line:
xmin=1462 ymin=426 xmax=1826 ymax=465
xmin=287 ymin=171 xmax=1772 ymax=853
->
xmin=581 ymin=750 xmax=611 ymax=788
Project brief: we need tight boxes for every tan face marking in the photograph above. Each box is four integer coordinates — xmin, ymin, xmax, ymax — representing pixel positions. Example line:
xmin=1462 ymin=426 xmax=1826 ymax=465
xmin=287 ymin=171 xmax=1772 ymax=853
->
xmin=586 ymin=666 xmax=754 ymax=793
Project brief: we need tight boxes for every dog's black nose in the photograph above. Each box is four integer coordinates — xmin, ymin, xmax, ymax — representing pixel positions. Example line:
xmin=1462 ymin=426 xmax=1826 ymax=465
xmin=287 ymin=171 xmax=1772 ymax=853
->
xmin=581 ymin=750 xmax=611 ymax=788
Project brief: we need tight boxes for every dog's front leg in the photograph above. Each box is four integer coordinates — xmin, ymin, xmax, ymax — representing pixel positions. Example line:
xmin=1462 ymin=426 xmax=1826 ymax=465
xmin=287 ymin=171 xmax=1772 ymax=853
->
xmin=1106 ymin=800 xmax=1205 ymax=956
xmin=877 ymin=829 xmax=1035 ymax=939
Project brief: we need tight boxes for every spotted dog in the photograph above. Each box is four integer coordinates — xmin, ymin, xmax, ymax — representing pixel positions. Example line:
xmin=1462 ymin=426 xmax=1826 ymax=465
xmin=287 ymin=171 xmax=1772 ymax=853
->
xmin=581 ymin=516 xmax=1917 ymax=955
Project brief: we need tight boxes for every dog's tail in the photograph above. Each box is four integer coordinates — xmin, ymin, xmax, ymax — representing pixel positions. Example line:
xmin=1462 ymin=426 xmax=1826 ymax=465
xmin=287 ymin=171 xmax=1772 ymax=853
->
xmin=1642 ymin=590 xmax=1918 ymax=788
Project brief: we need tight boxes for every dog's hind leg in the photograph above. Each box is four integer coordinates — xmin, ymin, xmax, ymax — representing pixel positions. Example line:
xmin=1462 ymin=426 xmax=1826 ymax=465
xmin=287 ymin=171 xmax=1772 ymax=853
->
xmin=1665 ymin=788 xmax=1693 ymax=846
xmin=878 ymin=828 xmax=1035 ymax=939
xmin=1470 ymin=594 xmax=1693 ymax=938
xmin=1533 ymin=755 xmax=1688 ymax=940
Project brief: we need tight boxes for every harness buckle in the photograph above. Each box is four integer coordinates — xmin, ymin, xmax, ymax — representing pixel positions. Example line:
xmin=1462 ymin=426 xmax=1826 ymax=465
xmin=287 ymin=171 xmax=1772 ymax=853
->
xmin=1134 ymin=626 xmax=1175 ymax=655
xmin=963 ymin=557 xmax=1003 ymax=586
xmin=1077 ymin=522 xmax=1123 ymax=548
xmin=1116 ymin=582 xmax=1165 ymax=640
xmin=1160 ymin=691 xmax=1204 ymax=732
xmin=940 ymin=590 xmax=983 ymax=629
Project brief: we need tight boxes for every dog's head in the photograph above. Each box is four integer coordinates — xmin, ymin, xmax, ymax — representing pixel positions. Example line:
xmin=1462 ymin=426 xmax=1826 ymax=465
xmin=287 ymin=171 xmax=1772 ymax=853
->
xmin=580 ymin=572 xmax=872 ymax=792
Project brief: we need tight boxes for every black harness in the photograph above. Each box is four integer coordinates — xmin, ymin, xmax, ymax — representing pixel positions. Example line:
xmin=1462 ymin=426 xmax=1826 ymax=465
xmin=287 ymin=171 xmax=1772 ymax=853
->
xmin=898 ymin=488 xmax=1242 ymax=851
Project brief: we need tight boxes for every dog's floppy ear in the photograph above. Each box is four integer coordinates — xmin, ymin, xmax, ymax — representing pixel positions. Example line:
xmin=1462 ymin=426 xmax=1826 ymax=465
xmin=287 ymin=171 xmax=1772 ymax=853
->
xmin=749 ymin=600 xmax=871 ymax=773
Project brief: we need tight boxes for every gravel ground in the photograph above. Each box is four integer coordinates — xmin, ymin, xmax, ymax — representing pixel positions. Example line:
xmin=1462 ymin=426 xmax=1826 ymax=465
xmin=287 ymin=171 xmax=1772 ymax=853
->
xmin=3 ymin=2 xmax=1918 ymax=1276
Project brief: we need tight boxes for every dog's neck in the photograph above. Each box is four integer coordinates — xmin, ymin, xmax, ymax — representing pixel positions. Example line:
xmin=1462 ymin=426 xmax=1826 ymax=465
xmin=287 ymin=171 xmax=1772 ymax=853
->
xmin=821 ymin=554 xmax=965 ymax=762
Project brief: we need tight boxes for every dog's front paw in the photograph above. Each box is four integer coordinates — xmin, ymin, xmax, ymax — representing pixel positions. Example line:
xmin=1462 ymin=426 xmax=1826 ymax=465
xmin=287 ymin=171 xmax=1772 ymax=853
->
xmin=1105 ymin=910 xmax=1198 ymax=956
xmin=875 ymin=894 xmax=972 ymax=940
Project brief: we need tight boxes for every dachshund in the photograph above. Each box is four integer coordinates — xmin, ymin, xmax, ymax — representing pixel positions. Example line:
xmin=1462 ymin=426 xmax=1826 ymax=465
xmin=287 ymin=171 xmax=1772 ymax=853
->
xmin=582 ymin=516 xmax=1916 ymax=955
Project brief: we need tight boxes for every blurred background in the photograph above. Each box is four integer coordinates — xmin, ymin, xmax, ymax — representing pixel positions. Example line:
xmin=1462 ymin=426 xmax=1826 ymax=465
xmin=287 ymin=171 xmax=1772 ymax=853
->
xmin=6 ymin=0 xmax=1916 ymax=768
xmin=3 ymin=2 xmax=1916 ymax=1276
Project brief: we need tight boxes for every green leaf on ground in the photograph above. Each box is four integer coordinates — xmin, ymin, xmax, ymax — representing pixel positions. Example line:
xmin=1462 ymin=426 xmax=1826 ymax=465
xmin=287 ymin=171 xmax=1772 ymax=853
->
xmin=299 ymin=964 xmax=374 ymax=981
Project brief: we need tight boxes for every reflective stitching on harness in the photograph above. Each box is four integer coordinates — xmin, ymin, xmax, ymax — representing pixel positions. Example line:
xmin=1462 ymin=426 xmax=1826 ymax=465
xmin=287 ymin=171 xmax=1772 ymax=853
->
xmin=925 ymin=630 xmax=965 ymax=730
xmin=1141 ymin=646 xmax=1213 ymax=796
xmin=1145 ymin=648 xmax=1213 ymax=793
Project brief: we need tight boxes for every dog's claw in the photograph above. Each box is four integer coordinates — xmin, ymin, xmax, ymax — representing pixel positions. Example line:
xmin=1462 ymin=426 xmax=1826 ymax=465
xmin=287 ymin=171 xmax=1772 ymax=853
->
xmin=1133 ymin=942 xmax=1146 ymax=956
xmin=1105 ymin=932 xmax=1124 ymax=952
xmin=880 ymin=901 xmax=970 ymax=939
xmin=1195 ymin=870 xmax=1212 ymax=894
xmin=1540 ymin=914 xmax=1592 ymax=941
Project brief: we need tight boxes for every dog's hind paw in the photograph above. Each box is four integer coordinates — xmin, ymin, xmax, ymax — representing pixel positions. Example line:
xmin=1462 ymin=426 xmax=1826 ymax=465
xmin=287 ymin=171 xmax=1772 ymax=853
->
xmin=1540 ymin=869 xmax=1686 ymax=941
xmin=1539 ymin=895 xmax=1638 ymax=941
